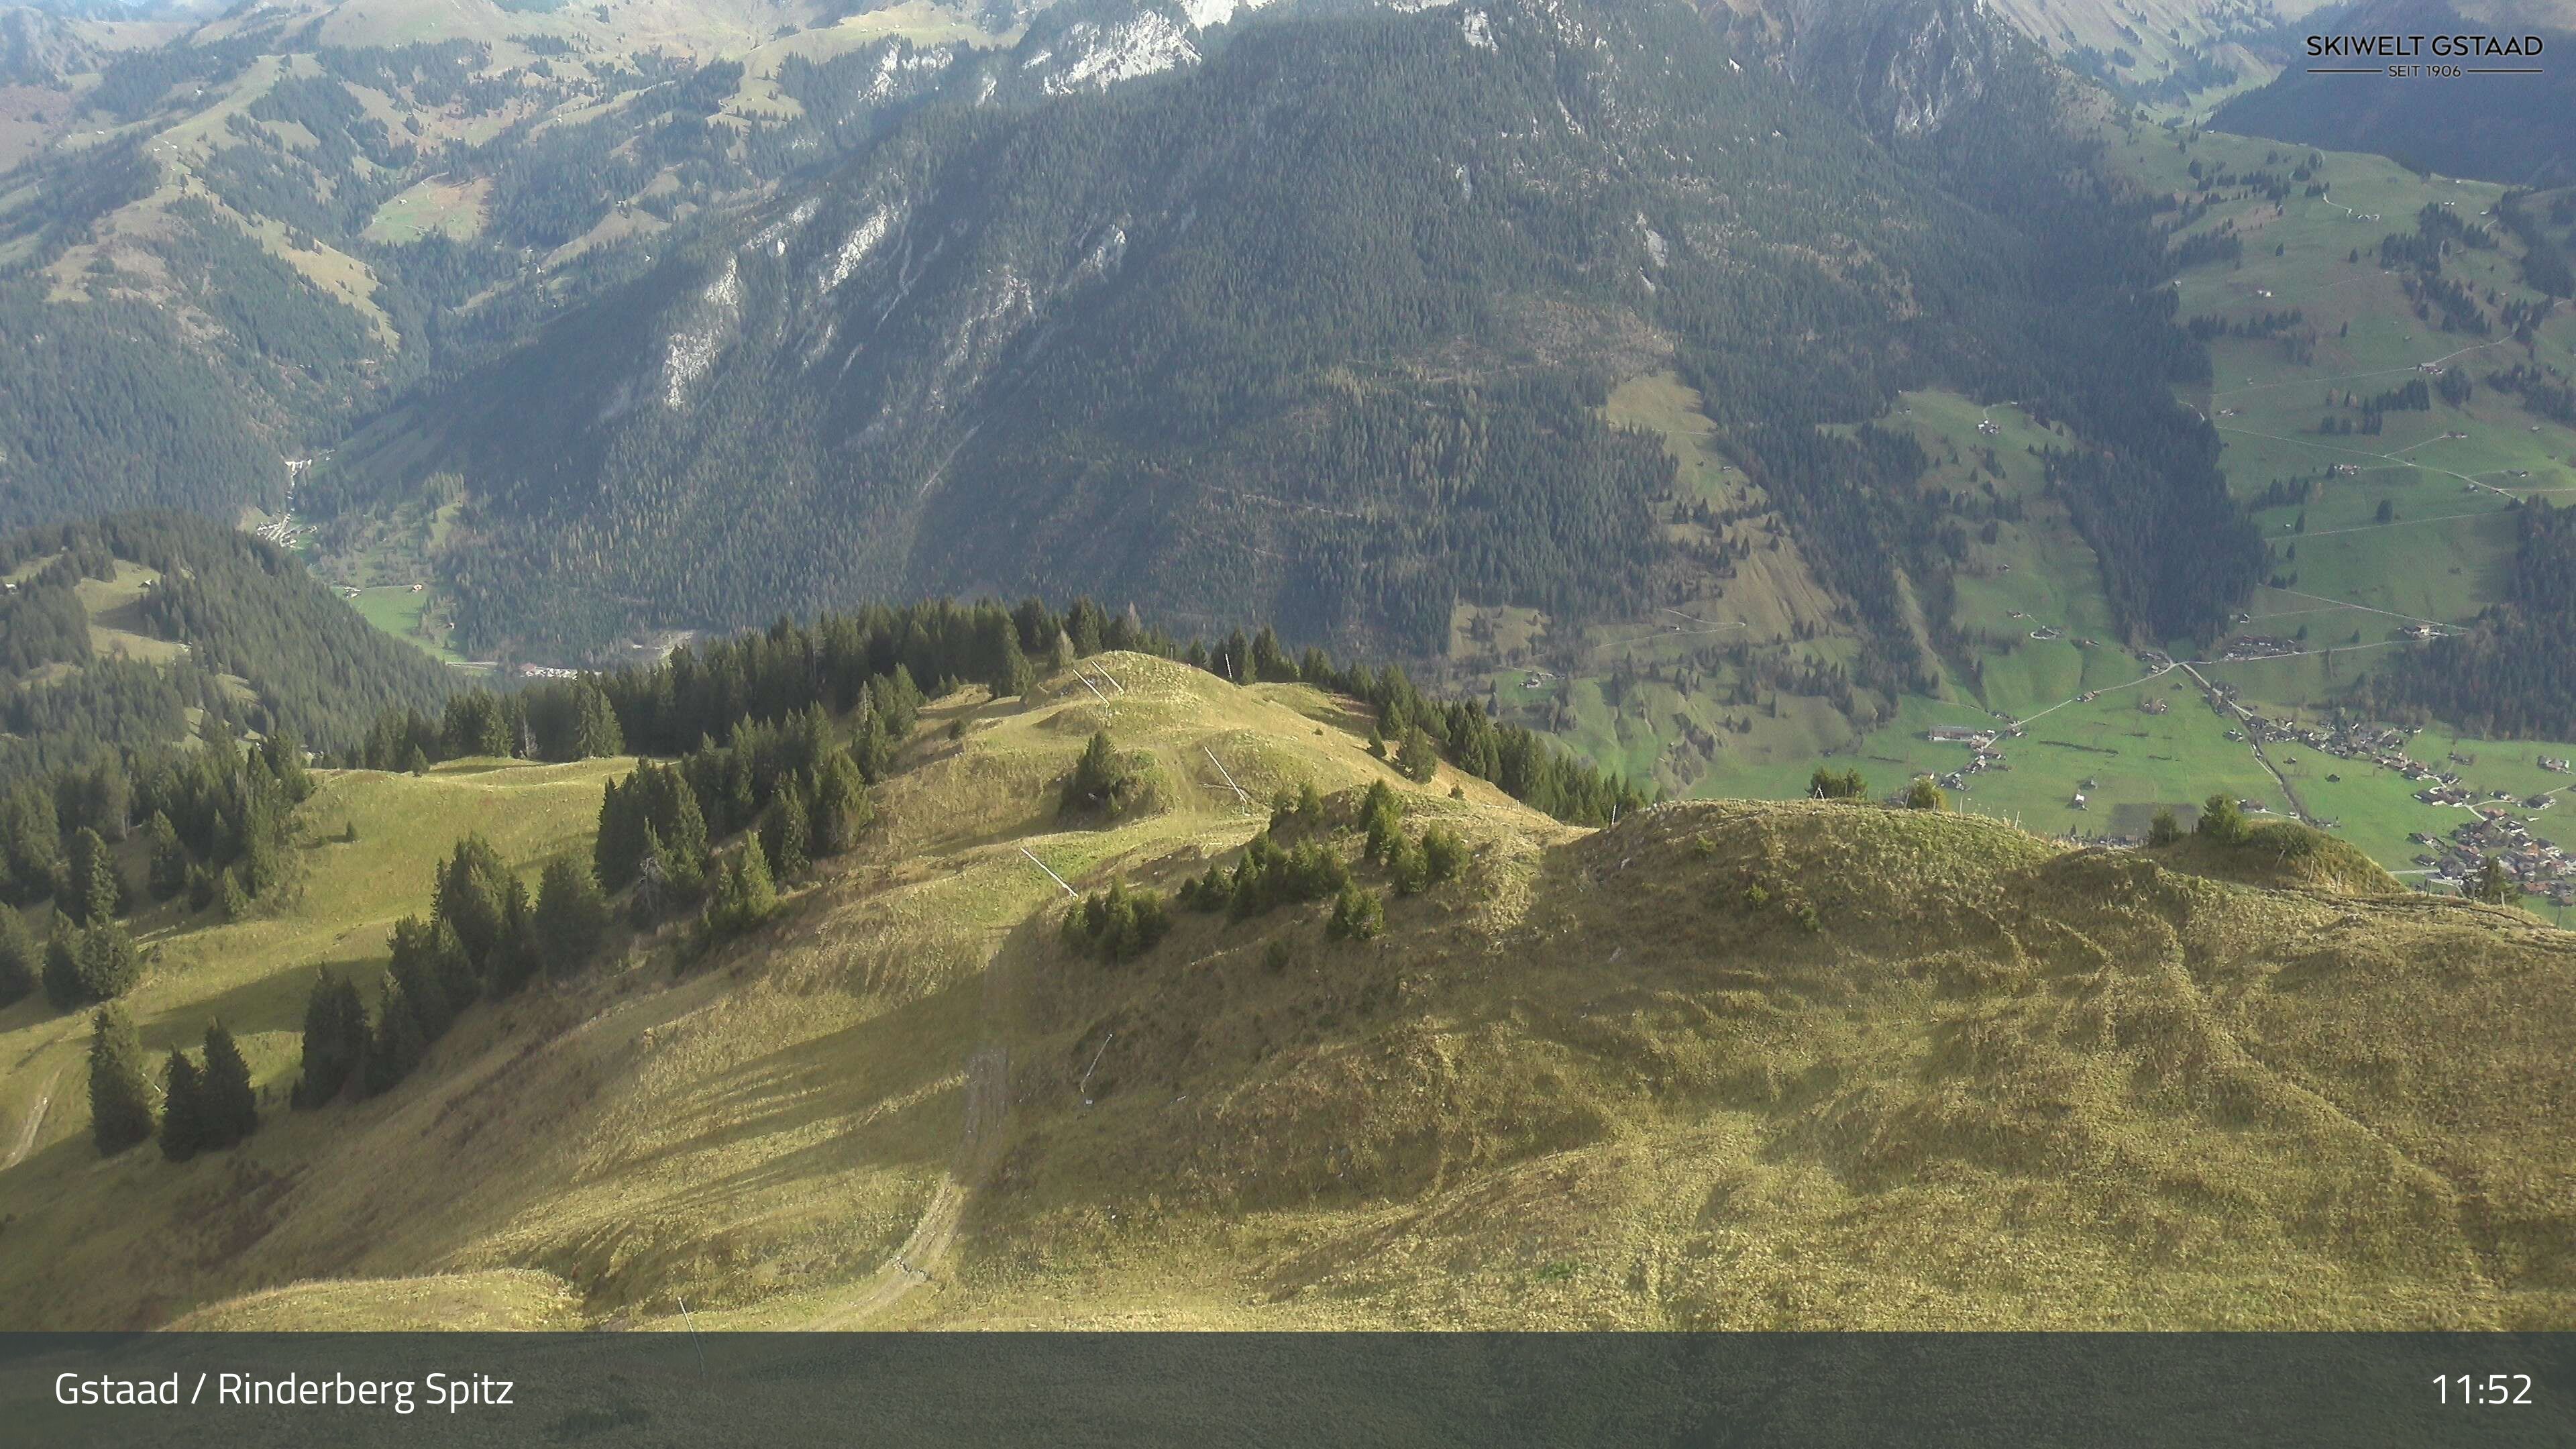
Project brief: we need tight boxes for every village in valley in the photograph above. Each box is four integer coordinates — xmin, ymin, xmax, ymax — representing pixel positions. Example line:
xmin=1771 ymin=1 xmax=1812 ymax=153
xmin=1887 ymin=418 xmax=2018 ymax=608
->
xmin=1919 ymin=655 xmax=2576 ymax=911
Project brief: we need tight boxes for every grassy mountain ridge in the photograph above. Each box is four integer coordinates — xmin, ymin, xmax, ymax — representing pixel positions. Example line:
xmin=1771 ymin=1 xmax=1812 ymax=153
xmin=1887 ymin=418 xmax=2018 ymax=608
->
xmin=2 ymin=651 xmax=2565 ymax=1331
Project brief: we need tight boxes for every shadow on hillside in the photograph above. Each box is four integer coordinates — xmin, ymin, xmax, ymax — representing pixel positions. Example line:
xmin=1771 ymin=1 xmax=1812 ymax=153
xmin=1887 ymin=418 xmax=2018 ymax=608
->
xmin=150 ymin=953 xmax=384 ymax=1051
xmin=612 ymin=974 xmax=979 ymax=1214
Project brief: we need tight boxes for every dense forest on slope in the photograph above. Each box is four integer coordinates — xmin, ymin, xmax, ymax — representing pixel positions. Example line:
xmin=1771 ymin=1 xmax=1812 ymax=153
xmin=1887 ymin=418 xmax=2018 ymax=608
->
xmin=0 ymin=3 xmax=984 ymax=533
xmin=0 ymin=282 xmax=286 ymax=525
xmin=313 ymin=0 xmax=2257 ymax=676
xmin=0 ymin=512 xmax=460 ymax=782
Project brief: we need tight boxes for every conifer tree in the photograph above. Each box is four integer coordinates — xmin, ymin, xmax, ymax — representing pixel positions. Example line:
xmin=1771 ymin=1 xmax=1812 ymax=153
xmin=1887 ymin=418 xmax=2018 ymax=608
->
xmin=386 ymin=916 xmax=466 ymax=1040
xmin=763 ymin=780 xmax=811 ymax=879
xmin=2473 ymin=855 xmax=2513 ymax=905
xmin=1360 ymin=782 xmax=1403 ymax=864
xmin=1809 ymin=767 xmax=1867 ymax=800
xmin=573 ymin=683 xmax=626 ymax=758
xmin=532 ymin=858 xmax=610 ymax=976
xmin=1420 ymin=826 xmax=1468 ymax=884
xmin=849 ymin=710 xmax=894 ymax=784
xmin=1328 ymin=885 xmax=1385 ymax=942
xmin=1395 ymin=725 xmax=1439 ymax=784
xmin=489 ymin=871 xmax=538 ymax=996
xmin=666 ymin=772 xmax=710 ymax=875
xmin=708 ymin=838 xmax=779 ymax=939
xmin=809 ymin=751 xmax=872 ymax=855
xmin=218 ymin=865 xmax=250 ymax=922
xmin=144 ymin=811 xmax=188 ymax=901
xmin=366 ymin=973 xmax=426 ymax=1095
xmin=201 ymin=1022 xmax=258 ymax=1148
xmin=594 ymin=775 xmax=643 ymax=890
xmin=651 ymin=821 xmax=705 ymax=902
xmin=88 ymin=1005 xmax=156 ymax=1156
xmin=260 ymin=733 xmax=314 ymax=804
xmin=2196 ymin=794 xmax=2249 ymax=845
xmin=159 ymin=1046 xmax=206 ymax=1161
xmin=433 ymin=836 xmax=514 ymax=977
xmin=292 ymin=970 xmax=367 ymax=1108
xmin=1387 ymin=835 xmax=1430 ymax=896
xmin=76 ymin=920 xmax=142 ymax=1001
xmin=1060 ymin=731 xmax=1136 ymax=817
xmin=64 ymin=826 xmax=127 ymax=926
xmin=1906 ymin=777 xmax=1947 ymax=811
xmin=1 ymin=782 xmax=61 ymax=904
xmin=0 ymin=904 xmax=34 ymax=1006
xmin=42 ymin=928 xmax=80 ymax=1010
xmin=2148 ymin=809 xmax=2182 ymax=847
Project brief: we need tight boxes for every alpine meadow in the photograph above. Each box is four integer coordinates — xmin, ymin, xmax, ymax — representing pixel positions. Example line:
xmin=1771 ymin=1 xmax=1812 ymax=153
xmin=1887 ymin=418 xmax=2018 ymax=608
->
xmin=2 ymin=0 xmax=2574 ymax=1384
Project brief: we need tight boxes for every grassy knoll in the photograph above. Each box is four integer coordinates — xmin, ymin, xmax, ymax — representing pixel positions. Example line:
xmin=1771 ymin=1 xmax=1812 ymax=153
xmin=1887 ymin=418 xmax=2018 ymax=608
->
xmin=72 ymin=560 xmax=191 ymax=667
xmin=5 ymin=659 xmax=2566 ymax=1332
xmin=0 ymin=757 xmax=625 ymax=1327
xmin=347 ymin=584 xmax=471 ymax=665
xmin=362 ymin=177 xmax=488 ymax=244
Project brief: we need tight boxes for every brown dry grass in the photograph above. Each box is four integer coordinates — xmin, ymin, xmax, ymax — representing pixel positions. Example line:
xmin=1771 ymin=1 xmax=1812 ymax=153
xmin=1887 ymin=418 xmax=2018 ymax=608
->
xmin=5 ymin=655 xmax=2566 ymax=1332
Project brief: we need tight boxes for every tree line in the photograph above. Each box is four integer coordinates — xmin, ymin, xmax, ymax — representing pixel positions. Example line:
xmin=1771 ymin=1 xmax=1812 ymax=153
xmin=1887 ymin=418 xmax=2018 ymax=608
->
xmin=1 ymin=724 xmax=312 ymax=1015
xmin=1 ymin=513 xmax=460 ymax=786
xmin=2363 ymin=498 xmax=2576 ymax=738
xmin=357 ymin=596 xmax=1650 ymax=826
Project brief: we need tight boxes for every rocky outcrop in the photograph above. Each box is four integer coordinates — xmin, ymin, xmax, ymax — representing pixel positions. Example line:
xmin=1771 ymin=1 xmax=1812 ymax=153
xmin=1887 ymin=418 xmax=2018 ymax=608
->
xmin=1776 ymin=0 xmax=2013 ymax=138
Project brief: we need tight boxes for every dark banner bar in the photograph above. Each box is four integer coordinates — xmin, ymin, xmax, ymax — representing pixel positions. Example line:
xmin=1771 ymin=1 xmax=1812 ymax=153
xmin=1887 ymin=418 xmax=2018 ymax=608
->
xmin=5 ymin=1333 xmax=2571 ymax=1446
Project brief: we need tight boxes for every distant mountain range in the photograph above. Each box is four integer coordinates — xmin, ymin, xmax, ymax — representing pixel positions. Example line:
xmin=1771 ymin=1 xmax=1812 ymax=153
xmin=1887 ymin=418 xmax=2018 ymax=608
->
xmin=282 ymin=0 xmax=2247 ymax=672
xmin=2212 ymin=0 xmax=2576 ymax=185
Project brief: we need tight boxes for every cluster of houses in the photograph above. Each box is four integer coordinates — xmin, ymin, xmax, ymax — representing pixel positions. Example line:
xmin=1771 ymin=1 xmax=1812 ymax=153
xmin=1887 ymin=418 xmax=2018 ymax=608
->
xmin=2213 ymin=711 xmax=2572 ymax=904
xmin=2216 ymin=634 xmax=2301 ymax=661
xmin=2413 ymin=813 xmax=2575 ymax=907
xmin=1924 ymin=724 xmax=2010 ymax=793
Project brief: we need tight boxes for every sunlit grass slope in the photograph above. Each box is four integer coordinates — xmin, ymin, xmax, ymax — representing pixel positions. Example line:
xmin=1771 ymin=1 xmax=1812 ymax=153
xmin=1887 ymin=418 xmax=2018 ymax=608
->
xmin=4 ymin=655 xmax=2567 ymax=1331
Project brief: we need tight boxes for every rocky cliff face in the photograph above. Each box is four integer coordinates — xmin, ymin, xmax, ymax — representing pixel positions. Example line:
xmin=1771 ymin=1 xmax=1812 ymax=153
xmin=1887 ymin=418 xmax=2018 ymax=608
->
xmin=356 ymin=0 xmax=2061 ymax=657
xmin=0 ymin=6 xmax=101 ymax=86
xmin=1776 ymin=0 xmax=2017 ymax=138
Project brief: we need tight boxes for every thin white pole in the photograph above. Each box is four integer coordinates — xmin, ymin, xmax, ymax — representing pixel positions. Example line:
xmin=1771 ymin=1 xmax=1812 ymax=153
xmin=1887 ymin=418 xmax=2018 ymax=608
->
xmin=1203 ymin=745 xmax=1250 ymax=805
xmin=1019 ymin=847 xmax=1079 ymax=899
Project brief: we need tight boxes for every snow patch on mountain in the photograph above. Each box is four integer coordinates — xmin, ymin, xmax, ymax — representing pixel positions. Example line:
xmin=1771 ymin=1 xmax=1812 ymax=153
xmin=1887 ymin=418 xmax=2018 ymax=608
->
xmin=827 ymin=206 xmax=897 ymax=293
xmin=1043 ymin=13 xmax=1197 ymax=93
xmin=662 ymin=256 xmax=741 ymax=410
xmin=749 ymin=198 xmax=821 ymax=258
xmin=862 ymin=43 xmax=952 ymax=103
xmin=1180 ymin=0 xmax=1278 ymax=29
xmin=1065 ymin=222 xmax=1127 ymax=288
